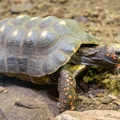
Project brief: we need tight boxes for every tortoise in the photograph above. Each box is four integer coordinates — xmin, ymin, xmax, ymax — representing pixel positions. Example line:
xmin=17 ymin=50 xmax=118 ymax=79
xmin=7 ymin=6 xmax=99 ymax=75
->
xmin=0 ymin=15 xmax=120 ymax=112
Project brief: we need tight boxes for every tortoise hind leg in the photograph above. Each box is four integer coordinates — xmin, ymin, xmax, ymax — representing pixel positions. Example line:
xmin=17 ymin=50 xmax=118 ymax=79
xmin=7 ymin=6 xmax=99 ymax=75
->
xmin=58 ymin=70 xmax=78 ymax=112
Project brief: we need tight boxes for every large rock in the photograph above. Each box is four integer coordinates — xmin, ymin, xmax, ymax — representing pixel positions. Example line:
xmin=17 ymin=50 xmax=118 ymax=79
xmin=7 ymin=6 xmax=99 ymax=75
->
xmin=0 ymin=76 xmax=59 ymax=120
xmin=54 ymin=110 xmax=120 ymax=120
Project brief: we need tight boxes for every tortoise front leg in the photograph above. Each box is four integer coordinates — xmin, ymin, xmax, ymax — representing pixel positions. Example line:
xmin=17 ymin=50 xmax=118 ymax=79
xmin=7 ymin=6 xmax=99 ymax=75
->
xmin=58 ymin=65 xmax=86 ymax=112
xmin=58 ymin=64 xmax=86 ymax=112
xmin=58 ymin=70 xmax=77 ymax=112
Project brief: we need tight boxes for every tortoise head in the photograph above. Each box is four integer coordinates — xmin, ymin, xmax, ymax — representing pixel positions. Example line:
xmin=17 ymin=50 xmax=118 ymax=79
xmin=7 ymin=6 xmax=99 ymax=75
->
xmin=104 ymin=43 xmax=120 ymax=65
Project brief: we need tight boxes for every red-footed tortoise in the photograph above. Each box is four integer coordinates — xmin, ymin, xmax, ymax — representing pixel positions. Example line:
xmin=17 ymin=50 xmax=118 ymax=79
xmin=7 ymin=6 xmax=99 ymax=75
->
xmin=0 ymin=15 xmax=120 ymax=112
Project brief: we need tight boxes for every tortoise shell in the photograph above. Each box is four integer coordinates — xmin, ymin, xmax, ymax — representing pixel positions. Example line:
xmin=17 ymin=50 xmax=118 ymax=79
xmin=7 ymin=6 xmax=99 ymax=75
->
xmin=0 ymin=15 xmax=98 ymax=77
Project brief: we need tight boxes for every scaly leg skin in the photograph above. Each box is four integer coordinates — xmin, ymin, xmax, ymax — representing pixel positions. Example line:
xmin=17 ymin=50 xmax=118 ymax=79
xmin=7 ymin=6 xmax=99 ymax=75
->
xmin=58 ymin=70 xmax=78 ymax=112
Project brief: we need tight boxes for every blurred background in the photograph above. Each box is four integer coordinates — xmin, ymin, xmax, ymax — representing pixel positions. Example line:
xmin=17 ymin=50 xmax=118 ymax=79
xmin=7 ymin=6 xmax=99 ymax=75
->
xmin=0 ymin=0 xmax=120 ymax=44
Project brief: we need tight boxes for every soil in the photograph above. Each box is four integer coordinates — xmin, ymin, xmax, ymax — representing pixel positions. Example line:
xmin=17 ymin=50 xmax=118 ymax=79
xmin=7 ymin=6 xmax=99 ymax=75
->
xmin=0 ymin=0 xmax=120 ymax=120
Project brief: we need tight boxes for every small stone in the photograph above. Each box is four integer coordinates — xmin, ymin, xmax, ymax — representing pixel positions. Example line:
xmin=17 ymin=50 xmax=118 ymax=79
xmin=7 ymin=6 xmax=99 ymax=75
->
xmin=0 ymin=86 xmax=5 ymax=94
xmin=100 ymin=98 xmax=111 ymax=104
xmin=88 ymin=94 xmax=94 ymax=98
xmin=87 ymin=91 xmax=94 ymax=98
xmin=51 ymin=0 xmax=69 ymax=3
xmin=50 ymin=0 xmax=56 ymax=3
xmin=96 ymin=93 xmax=104 ymax=97
xmin=73 ymin=15 xmax=89 ymax=22
xmin=9 ymin=0 xmax=35 ymax=13
xmin=2 ymin=90 xmax=8 ymax=94
xmin=59 ymin=0 xmax=68 ymax=3
xmin=108 ymin=94 xmax=117 ymax=100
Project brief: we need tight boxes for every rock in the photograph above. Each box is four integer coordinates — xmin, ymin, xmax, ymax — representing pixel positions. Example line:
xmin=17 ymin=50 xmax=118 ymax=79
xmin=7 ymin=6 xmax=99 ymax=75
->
xmin=0 ymin=88 xmax=54 ymax=120
xmin=0 ymin=86 xmax=5 ymax=93
xmin=100 ymin=97 xmax=112 ymax=104
xmin=57 ymin=114 xmax=79 ymax=120
xmin=108 ymin=94 xmax=117 ymax=100
xmin=9 ymin=0 xmax=35 ymax=13
xmin=54 ymin=110 xmax=120 ymax=120
xmin=96 ymin=93 xmax=104 ymax=97
xmin=10 ymin=3 xmax=34 ymax=13
xmin=58 ymin=0 xmax=69 ymax=3
xmin=50 ymin=0 xmax=68 ymax=3
xmin=0 ymin=77 xmax=59 ymax=120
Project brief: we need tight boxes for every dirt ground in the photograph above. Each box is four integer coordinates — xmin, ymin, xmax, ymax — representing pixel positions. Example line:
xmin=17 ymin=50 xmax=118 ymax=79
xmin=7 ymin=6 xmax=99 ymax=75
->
xmin=0 ymin=0 xmax=120 ymax=119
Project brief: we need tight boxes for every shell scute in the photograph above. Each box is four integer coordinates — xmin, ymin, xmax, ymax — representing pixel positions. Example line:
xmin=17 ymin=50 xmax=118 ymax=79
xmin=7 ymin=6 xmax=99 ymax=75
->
xmin=61 ymin=42 xmax=80 ymax=55
xmin=18 ymin=57 xmax=28 ymax=74
xmin=0 ymin=18 xmax=12 ymax=26
xmin=25 ymin=17 xmax=43 ymax=28
xmin=7 ymin=55 xmax=19 ymax=73
xmin=43 ymin=52 xmax=69 ymax=75
xmin=85 ymin=33 xmax=99 ymax=44
xmin=29 ymin=59 xmax=44 ymax=76
xmin=6 ymin=27 xmax=25 ymax=53
xmin=38 ymin=16 xmax=59 ymax=28
xmin=36 ymin=27 xmax=58 ymax=53
xmin=11 ymin=15 xmax=30 ymax=26
xmin=53 ymin=20 xmax=72 ymax=36
xmin=58 ymin=35 xmax=81 ymax=55
xmin=52 ymin=51 xmax=69 ymax=67
xmin=43 ymin=55 xmax=55 ymax=75
xmin=22 ymin=29 xmax=39 ymax=55
xmin=0 ymin=24 xmax=13 ymax=45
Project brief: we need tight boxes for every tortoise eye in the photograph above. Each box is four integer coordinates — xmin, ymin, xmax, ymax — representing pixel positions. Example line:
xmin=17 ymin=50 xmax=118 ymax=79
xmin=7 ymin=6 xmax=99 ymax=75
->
xmin=115 ymin=50 xmax=120 ymax=55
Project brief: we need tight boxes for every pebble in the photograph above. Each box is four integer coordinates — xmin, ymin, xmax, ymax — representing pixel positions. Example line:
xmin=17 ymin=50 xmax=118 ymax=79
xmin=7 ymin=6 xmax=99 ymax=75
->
xmin=9 ymin=0 xmax=35 ymax=13
xmin=0 ymin=86 xmax=5 ymax=94
xmin=50 ymin=0 xmax=68 ymax=3
xmin=96 ymin=93 xmax=104 ymax=97
xmin=58 ymin=0 xmax=69 ymax=3
xmin=100 ymin=97 xmax=111 ymax=104
xmin=108 ymin=94 xmax=117 ymax=100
